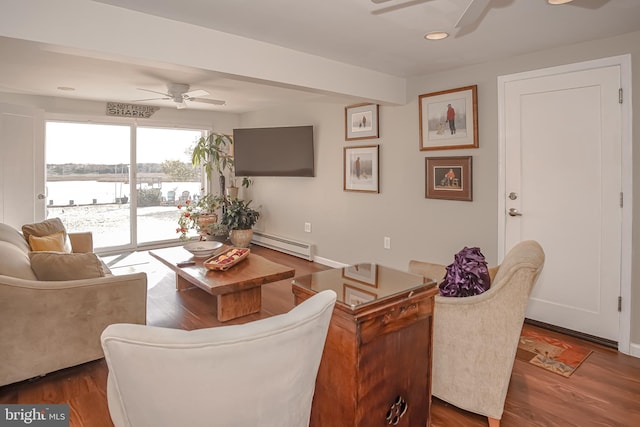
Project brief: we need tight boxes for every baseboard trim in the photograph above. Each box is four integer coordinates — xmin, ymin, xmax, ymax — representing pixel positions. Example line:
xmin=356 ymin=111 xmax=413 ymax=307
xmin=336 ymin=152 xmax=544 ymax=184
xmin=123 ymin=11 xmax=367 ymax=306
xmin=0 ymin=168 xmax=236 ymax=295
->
xmin=524 ymin=318 xmax=618 ymax=349
xmin=313 ymin=255 xmax=347 ymax=268
xmin=630 ymin=343 xmax=640 ymax=358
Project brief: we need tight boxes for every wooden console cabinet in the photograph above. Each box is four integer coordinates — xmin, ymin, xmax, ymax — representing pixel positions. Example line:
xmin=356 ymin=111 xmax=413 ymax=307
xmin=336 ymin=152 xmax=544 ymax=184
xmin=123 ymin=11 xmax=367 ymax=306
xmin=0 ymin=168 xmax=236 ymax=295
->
xmin=292 ymin=265 xmax=437 ymax=427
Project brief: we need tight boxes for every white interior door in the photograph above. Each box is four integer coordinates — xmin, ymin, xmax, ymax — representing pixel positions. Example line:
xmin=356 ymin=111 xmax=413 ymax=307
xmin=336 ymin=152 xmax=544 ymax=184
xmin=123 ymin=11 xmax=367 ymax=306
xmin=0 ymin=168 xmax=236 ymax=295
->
xmin=501 ymin=63 xmax=623 ymax=342
xmin=0 ymin=103 xmax=45 ymax=227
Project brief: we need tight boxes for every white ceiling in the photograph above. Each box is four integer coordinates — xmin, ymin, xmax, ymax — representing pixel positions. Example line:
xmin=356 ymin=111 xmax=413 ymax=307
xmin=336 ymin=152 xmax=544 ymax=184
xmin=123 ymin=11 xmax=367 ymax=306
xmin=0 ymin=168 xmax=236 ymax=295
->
xmin=1 ymin=0 xmax=640 ymax=113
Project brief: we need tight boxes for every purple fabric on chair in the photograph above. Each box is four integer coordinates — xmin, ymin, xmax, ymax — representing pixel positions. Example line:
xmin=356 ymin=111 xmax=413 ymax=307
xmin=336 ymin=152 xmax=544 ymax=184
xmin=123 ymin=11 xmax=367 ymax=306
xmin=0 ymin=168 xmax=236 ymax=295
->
xmin=439 ymin=247 xmax=491 ymax=297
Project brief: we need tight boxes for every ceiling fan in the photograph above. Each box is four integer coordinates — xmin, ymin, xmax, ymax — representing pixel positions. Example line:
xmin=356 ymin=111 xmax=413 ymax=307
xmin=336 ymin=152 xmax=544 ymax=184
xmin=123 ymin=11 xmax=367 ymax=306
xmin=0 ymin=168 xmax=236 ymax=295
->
xmin=134 ymin=83 xmax=225 ymax=109
xmin=371 ymin=0 xmax=599 ymax=30
xmin=370 ymin=0 xmax=489 ymax=26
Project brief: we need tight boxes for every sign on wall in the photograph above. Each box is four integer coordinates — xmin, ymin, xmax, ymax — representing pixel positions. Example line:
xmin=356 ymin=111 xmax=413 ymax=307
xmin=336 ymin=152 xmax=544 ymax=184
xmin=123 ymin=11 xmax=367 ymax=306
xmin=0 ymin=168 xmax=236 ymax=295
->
xmin=106 ymin=102 xmax=159 ymax=118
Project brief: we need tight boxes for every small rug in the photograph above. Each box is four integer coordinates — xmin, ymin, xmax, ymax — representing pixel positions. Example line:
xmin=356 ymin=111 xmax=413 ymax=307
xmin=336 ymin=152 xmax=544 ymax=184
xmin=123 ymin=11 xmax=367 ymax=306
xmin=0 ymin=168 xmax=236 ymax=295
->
xmin=516 ymin=329 xmax=593 ymax=377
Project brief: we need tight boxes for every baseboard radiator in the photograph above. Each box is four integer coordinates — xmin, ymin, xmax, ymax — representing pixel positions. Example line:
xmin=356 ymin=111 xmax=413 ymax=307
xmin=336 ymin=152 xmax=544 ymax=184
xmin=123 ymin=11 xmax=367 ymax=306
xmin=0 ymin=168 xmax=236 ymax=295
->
xmin=251 ymin=231 xmax=312 ymax=261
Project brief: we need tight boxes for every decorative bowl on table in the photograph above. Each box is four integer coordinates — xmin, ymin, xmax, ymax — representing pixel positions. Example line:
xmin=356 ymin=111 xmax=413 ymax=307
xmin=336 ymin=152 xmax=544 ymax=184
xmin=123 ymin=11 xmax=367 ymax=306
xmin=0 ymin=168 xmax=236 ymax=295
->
xmin=204 ymin=247 xmax=250 ymax=271
xmin=183 ymin=241 xmax=224 ymax=258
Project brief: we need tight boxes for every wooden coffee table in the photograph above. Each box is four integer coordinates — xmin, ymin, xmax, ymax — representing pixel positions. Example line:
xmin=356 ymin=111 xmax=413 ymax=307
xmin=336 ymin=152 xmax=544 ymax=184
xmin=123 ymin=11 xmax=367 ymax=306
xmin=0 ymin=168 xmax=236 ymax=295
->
xmin=150 ymin=245 xmax=295 ymax=322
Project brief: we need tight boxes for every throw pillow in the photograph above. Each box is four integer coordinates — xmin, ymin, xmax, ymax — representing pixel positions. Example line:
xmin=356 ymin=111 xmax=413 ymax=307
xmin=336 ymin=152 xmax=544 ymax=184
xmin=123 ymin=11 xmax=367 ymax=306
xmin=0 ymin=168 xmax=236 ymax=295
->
xmin=22 ymin=218 xmax=73 ymax=253
xmin=29 ymin=251 xmax=106 ymax=281
xmin=28 ymin=231 xmax=66 ymax=252
xmin=439 ymin=246 xmax=491 ymax=297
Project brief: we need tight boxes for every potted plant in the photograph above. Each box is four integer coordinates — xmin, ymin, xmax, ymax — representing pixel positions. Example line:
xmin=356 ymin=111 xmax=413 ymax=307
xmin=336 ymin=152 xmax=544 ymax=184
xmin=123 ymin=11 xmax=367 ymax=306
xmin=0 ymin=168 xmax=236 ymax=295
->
xmin=225 ymin=175 xmax=253 ymax=199
xmin=191 ymin=132 xmax=234 ymax=195
xmin=176 ymin=193 xmax=224 ymax=241
xmin=220 ymin=198 xmax=260 ymax=247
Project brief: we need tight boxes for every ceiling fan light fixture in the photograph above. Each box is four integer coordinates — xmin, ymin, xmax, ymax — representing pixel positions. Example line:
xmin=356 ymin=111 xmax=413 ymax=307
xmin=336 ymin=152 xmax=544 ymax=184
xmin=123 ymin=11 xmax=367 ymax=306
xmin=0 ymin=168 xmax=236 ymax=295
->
xmin=425 ymin=31 xmax=449 ymax=41
xmin=547 ymin=0 xmax=574 ymax=4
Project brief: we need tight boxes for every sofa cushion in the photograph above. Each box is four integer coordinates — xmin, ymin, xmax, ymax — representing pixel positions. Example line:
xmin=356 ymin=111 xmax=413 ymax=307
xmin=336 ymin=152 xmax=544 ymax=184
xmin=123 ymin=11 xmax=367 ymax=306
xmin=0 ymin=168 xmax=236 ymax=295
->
xmin=29 ymin=252 xmax=106 ymax=281
xmin=28 ymin=231 xmax=66 ymax=252
xmin=0 ymin=241 xmax=38 ymax=280
xmin=22 ymin=218 xmax=72 ymax=253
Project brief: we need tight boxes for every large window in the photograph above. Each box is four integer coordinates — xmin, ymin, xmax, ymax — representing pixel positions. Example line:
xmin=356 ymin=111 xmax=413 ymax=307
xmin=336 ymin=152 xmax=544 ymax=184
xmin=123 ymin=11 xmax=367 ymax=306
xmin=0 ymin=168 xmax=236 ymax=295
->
xmin=136 ymin=127 xmax=204 ymax=244
xmin=45 ymin=121 xmax=205 ymax=251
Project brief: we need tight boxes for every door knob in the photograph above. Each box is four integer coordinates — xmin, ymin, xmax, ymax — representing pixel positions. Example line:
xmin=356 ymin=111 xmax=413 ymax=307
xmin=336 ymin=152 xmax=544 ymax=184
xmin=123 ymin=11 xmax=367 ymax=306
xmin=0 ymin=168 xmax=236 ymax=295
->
xmin=37 ymin=194 xmax=46 ymax=200
xmin=508 ymin=208 xmax=522 ymax=217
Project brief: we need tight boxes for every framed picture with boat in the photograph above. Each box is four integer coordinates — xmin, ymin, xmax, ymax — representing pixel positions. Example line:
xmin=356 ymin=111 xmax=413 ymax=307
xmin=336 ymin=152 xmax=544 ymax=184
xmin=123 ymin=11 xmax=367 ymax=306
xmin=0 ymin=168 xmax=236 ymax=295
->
xmin=425 ymin=156 xmax=472 ymax=201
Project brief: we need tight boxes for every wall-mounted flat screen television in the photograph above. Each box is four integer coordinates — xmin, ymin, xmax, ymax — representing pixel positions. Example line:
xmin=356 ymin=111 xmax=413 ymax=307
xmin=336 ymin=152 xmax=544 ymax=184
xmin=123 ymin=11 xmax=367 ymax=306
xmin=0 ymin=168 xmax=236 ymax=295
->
xmin=232 ymin=125 xmax=314 ymax=177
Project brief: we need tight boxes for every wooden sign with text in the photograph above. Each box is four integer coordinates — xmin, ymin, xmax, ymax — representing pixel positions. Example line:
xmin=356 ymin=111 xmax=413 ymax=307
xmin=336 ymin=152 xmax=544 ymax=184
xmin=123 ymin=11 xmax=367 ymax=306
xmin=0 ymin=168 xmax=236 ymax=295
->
xmin=106 ymin=102 xmax=159 ymax=118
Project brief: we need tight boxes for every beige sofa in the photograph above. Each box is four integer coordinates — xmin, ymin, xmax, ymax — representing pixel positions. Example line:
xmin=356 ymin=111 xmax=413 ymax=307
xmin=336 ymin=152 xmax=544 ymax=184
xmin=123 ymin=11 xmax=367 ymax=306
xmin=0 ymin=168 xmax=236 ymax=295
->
xmin=0 ymin=222 xmax=147 ymax=387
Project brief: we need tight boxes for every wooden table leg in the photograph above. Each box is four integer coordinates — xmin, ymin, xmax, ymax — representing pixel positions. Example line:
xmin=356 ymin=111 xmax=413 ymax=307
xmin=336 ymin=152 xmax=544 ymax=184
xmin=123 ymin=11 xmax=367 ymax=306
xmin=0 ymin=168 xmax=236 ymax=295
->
xmin=176 ymin=274 xmax=195 ymax=291
xmin=216 ymin=287 xmax=261 ymax=322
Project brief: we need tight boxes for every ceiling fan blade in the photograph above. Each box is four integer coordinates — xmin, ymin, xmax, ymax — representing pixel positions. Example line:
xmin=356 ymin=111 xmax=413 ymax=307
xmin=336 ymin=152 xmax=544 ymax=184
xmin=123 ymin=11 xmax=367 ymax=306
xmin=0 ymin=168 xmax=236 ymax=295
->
xmin=183 ymin=89 xmax=209 ymax=98
xmin=132 ymin=97 xmax=170 ymax=102
xmin=371 ymin=0 xmax=434 ymax=16
xmin=455 ymin=0 xmax=491 ymax=29
xmin=190 ymin=98 xmax=226 ymax=106
xmin=564 ymin=0 xmax=610 ymax=10
xmin=137 ymin=88 xmax=171 ymax=97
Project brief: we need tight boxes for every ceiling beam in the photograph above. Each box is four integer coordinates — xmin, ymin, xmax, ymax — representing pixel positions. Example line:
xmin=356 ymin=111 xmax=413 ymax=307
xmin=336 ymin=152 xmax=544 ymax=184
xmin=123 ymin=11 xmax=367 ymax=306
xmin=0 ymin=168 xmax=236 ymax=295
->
xmin=0 ymin=0 xmax=407 ymax=105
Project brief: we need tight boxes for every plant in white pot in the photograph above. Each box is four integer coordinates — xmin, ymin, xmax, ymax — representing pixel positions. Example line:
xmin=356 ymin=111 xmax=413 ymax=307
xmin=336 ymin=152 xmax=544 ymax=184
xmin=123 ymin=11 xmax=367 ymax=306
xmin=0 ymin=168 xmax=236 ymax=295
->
xmin=225 ymin=175 xmax=253 ymax=200
xmin=220 ymin=198 xmax=260 ymax=247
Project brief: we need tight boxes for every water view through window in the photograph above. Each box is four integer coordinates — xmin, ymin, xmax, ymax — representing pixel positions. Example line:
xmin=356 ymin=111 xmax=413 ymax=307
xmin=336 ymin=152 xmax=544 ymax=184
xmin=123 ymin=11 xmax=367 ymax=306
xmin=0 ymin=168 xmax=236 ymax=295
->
xmin=136 ymin=127 xmax=204 ymax=245
xmin=45 ymin=121 xmax=205 ymax=251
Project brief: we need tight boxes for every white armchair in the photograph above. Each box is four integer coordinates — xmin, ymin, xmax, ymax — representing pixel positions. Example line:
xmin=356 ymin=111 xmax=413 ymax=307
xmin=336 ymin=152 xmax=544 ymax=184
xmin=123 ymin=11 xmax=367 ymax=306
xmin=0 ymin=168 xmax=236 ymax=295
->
xmin=409 ymin=240 xmax=545 ymax=427
xmin=101 ymin=289 xmax=336 ymax=427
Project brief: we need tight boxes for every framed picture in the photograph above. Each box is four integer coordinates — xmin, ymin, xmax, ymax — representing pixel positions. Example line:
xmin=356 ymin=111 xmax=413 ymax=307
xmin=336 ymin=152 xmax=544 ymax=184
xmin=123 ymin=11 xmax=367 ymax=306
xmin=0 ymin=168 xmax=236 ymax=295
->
xmin=425 ymin=156 xmax=472 ymax=201
xmin=344 ymin=145 xmax=379 ymax=193
xmin=342 ymin=263 xmax=378 ymax=287
xmin=419 ymin=85 xmax=478 ymax=151
xmin=345 ymin=103 xmax=379 ymax=140
xmin=343 ymin=284 xmax=378 ymax=306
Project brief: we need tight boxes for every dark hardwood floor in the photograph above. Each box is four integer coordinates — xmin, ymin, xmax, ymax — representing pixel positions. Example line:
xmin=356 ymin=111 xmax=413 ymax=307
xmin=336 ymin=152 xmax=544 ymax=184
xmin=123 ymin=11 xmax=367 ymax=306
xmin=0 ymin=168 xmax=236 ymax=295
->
xmin=1 ymin=246 xmax=639 ymax=426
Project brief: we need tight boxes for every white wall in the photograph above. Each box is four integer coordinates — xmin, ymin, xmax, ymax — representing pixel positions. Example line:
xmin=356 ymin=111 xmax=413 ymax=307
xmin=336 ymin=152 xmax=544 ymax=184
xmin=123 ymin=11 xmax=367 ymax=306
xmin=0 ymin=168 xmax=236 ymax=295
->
xmin=238 ymin=30 xmax=640 ymax=346
xmin=238 ymin=100 xmax=494 ymax=269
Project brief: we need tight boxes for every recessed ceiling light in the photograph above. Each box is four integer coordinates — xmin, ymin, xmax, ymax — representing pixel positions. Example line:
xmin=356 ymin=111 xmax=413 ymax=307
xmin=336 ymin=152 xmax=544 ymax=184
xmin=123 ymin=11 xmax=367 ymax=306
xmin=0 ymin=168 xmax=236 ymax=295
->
xmin=57 ymin=86 xmax=75 ymax=91
xmin=425 ymin=31 xmax=449 ymax=41
xmin=547 ymin=0 xmax=574 ymax=4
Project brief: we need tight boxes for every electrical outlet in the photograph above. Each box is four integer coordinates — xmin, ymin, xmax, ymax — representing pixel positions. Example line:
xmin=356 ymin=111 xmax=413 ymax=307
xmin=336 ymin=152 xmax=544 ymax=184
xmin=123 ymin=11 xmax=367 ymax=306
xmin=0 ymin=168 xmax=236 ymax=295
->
xmin=384 ymin=236 xmax=391 ymax=249
xmin=304 ymin=222 xmax=312 ymax=233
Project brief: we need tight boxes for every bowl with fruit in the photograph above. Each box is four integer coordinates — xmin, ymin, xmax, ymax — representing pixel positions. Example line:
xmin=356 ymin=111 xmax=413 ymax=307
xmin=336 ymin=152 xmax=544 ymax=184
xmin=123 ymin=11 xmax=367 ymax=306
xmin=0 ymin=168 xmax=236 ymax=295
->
xmin=203 ymin=247 xmax=250 ymax=271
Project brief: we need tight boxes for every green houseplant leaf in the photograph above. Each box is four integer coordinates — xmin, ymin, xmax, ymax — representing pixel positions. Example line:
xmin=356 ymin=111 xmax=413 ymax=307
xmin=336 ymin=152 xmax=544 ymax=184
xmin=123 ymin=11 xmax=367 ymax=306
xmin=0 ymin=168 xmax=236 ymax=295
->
xmin=220 ymin=198 xmax=260 ymax=230
xmin=191 ymin=133 xmax=234 ymax=180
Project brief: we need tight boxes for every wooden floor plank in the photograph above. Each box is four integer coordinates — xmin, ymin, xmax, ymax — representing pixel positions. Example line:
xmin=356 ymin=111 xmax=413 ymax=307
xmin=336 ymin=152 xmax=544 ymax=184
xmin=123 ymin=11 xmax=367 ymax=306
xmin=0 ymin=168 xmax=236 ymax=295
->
xmin=1 ymin=245 xmax=640 ymax=426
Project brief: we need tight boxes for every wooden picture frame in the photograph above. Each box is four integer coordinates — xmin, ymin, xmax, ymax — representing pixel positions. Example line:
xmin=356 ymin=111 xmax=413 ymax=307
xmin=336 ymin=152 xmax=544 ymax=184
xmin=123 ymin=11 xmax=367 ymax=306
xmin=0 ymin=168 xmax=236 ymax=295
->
xmin=343 ymin=284 xmax=378 ymax=306
xmin=425 ymin=156 xmax=472 ymax=201
xmin=345 ymin=103 xmax=379 ymax=140
xmin=344 ymin=145 xmax=379 ymax=193
xmin=419 ymin=85 xmax=478 ymax=150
